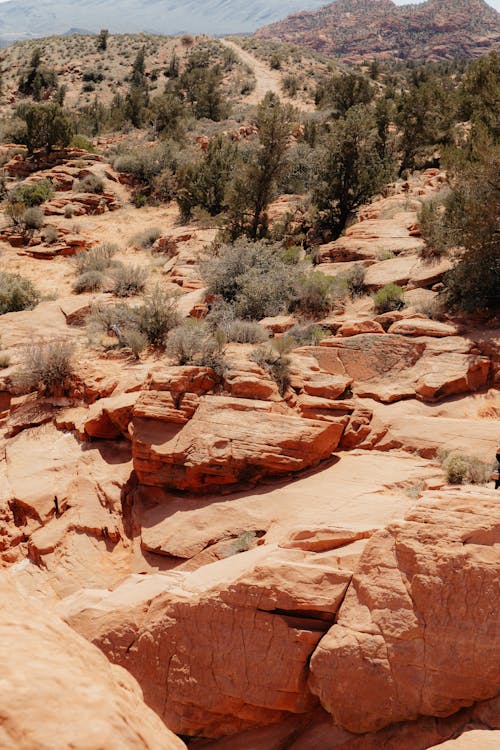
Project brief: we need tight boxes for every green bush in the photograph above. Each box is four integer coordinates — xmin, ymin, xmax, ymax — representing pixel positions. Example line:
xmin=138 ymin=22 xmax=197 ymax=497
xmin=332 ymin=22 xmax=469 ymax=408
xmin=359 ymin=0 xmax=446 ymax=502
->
xmin=16 ymin=339 xmax=74 ymax=395
xmin=0 ymin=272 xmax=40 ymax=314
xmin=110 ymin=265 xmax=148 ymax=297
xmin=373 ymin=283 xmax=404 ymax=313
xmin=166 ymin=320 xmax=226 ymax=371
xmin=70 ymin=134 xmax=95 ymax=152
xmin=293 ymin=271 xmax=346 ymax=316
xmin=444 ymin=454 xmax=468 ymax=484
xmin=9 ymin=179 xmax=53 ymax=206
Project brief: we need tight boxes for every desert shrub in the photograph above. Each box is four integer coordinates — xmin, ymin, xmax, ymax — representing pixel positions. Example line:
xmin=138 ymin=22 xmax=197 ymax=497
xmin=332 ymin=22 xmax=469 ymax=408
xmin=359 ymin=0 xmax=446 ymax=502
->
xmin=287 ymin=323 xmax=328 ymax=346
xmin=73 ymin=270 xmax=105 ymax=293
xmin=0 ymin=352 xmax=11 ymax=369
xmin=16 ymin=102 xmax=72 ymax=155
xmin=18 ymin=48 xmax=58 ymax=101
xmin=0 ymin=272 xmax=40 ymax=314
xmin=112 ymin=142 xmax=176 ymax=185
xmin=9 ymin=179 xmax=53 ymax=207
xmin=21 ymin=206 xmax=44 ymax=231
xmin=444 ymin=454 xmax=468 ymax=484
xmin=282 ymin=74 xmax=298 ymax=98
xmin=152 ymin=168 xmax=177 ymax=203
xmin=135 ymin=286 xmax=180 ymax=346
xmin=176 ymin=135 xmax=237 ymax=220
xmin=373 ymin=283 xmax=404 ymax=313
xmin=70 ymin=134 xmax=95 ymax=151
xmin=110 ymin=265 xmax=148 ymax=297
xmin=87 ymin=287 xmax=180 ymax=348
xmin=341 ymin=264 xmax=366 ymax=298
xmin=41 ymin=225 xmax=59 ymax=244
xmin=202 ymin=240 xmax=300 ymax=320
xmin=122 ymin=328 xmax=148 ymax=359
xmin=16 ymin=339 xmax=74 ymax=395
xmin=465 ymin=456 xmax=491 ymax=485
xmin=75 ymin=174 xmax=104 ymax=194
xmin=417 ymin=199 xmax=451 ymax=260
xmin=64 ymin=204 xmax=75 ymax=218
xmin=250 ymin=337 xmax=293 ymax=396
xmin=166 ymin=320 xmax=226 ymax=372
xmin=413 ymin=295 xmax=445 ymax=320
xmin=441 ymin=451 xmax=491 ymax=485
xmin=223 ymin=318 xmax=268 ymax=344
xmin=86 ymin=301 xmax=138 ymax=345
xmin=74 ymin=244 xmax=118 ymax=274
xmin=131 ymin=227 xmax=162 ymax=249
xmin=293 ymin=271 xmax=346 ymax=316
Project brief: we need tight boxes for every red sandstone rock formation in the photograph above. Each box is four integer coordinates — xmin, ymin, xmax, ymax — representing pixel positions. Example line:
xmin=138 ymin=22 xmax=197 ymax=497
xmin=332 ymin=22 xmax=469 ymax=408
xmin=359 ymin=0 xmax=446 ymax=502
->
xmin=132 ymin=395 xmax=345 ymax=490
xmin=0 ymin=581 xmax=186 ymax=750
xmin=309 ymin=488 xmax=500 ymax=732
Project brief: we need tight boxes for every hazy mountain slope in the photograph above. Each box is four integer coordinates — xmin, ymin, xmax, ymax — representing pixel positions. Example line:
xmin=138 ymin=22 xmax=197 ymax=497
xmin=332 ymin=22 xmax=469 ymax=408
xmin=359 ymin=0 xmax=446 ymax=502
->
xmin=255 ymin=0 xmax=500 ymax=62
xmin=0 ymin=0 xmax=329 ymax=40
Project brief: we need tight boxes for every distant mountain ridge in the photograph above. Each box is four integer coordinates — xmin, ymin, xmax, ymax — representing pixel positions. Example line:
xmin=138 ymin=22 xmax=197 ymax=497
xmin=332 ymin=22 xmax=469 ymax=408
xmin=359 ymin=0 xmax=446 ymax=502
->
xmin=255 ymin=0 xmax=500 ymax=62
xmin=0 ymin=0 xmax=329 ymax=41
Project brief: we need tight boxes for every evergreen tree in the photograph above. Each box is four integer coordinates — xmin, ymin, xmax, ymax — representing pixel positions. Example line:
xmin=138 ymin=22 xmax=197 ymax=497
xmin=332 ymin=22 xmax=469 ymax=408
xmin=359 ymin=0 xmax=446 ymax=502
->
xmin=126 ymin=46 xmax=149 ymax=127
xmin=227 ymin=92 xmax=294 ymax=239
xmin=18 ymin=103 xmax=72 ymax=154
xmin=97 ymin=29 xmax=109 ymax=52
xmin=313 ymin=105 xmax=387 ymax=239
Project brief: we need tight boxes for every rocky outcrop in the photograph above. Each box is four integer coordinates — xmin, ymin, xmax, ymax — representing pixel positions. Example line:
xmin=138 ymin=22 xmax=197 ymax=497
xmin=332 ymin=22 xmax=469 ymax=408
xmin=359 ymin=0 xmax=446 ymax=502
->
xmin=61 ymin=546 xmax=352 ymax=737
xmin=60 ymin=489 xmax=500 ymax=743
xmin=255 ymin=0 xmax=500 ymax=63
xmin=309 ymin=488 xmax=500 ymax=733
xmin=0 ymin=580 xmax=185 ymax=750
xmin=300 ymin=334 xmax=491 ymax=403
xmin=132 ymin=395 xmax=345 ymax=491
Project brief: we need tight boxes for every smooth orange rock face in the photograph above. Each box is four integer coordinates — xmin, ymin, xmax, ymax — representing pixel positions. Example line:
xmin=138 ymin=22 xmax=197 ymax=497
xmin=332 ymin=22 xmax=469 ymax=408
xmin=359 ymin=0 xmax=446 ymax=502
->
xmin=61 ymin=547 xmax=352 ymax=738
xmin=132 ymin=395 xmax=345 ymax=491
xmin=0 ymin=582 xmax=186 ymax=750
xmin=309 ymin=489 xmax=500 ymax=734
xmin=388 ymin=318 xmax=459 ymax=338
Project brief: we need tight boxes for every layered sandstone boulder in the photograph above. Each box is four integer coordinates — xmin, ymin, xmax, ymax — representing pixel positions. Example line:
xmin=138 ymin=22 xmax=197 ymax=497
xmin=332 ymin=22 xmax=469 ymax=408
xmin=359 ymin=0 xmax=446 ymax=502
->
xmin=309 ymin=488 xmax=500 ymax=733
xmin=300 ymin=334 xmax=491 ymax=403
xmin=132 ymin=395 xmax=344 ymax=491
xmin=0 ymin=581 xmax=185 ymax=750
xmin=60 ymin=546 xmax=352 ymax=737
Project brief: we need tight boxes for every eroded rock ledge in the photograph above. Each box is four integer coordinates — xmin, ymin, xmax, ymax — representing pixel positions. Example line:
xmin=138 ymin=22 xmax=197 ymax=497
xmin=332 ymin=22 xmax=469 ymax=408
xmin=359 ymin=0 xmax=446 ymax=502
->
xmin=59 ymin=487 xmax=500 ymax=742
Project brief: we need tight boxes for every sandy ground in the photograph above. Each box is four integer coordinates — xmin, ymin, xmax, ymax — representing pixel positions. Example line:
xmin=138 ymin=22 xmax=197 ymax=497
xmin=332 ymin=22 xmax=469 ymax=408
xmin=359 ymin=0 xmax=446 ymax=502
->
xmin=221 ymin=39 xmax=314 ymax=112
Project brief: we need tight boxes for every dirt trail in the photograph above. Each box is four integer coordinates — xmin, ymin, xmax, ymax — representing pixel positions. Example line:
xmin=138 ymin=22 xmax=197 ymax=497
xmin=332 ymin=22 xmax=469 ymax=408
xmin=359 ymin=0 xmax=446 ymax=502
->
xmin=221 ymin=38 xmax=314 ymax=112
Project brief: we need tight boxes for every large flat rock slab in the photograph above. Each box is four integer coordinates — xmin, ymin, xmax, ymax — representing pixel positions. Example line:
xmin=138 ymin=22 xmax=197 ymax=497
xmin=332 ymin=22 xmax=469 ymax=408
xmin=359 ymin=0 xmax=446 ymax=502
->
xmin=132 ymin=395 xmax=344 ymax=491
